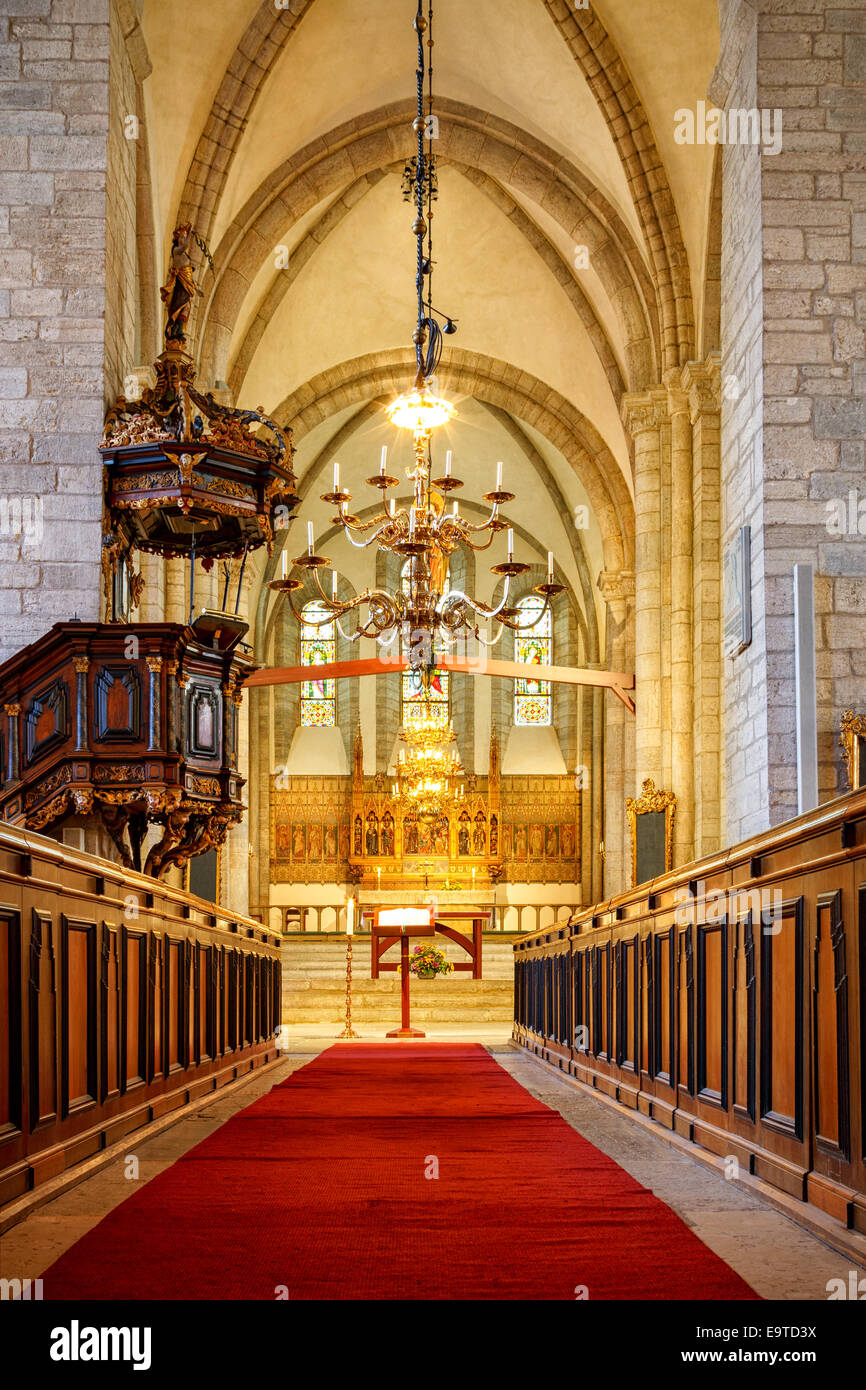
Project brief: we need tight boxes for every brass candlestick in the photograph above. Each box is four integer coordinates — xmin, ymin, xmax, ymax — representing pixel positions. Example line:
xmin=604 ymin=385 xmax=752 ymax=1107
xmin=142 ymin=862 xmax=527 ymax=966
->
xmin=336 ymin=930 xmax=360 ymax=1039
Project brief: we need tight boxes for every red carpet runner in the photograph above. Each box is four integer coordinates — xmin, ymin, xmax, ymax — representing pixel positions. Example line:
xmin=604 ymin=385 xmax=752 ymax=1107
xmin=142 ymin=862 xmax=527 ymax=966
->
xmin=43 ymin=1043 xmax=758 ymax=1300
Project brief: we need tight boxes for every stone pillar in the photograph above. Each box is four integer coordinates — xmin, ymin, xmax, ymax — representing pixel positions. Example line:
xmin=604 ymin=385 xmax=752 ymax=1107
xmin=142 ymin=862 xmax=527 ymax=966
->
xmin=598 ymin=568 xmax=635 ymax=896
xmin=621 ymin=392 xmax=667 ymax=793
xmin=684 ymin=356 xmax=724 ymax=857
xmin=666 ymin=381 xmax=695 ymax=866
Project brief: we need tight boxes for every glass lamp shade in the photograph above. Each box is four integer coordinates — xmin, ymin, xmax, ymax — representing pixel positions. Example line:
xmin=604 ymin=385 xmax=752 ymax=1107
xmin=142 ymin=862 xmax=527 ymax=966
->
xmin=385 ymin=389 xmax=455 ymax=433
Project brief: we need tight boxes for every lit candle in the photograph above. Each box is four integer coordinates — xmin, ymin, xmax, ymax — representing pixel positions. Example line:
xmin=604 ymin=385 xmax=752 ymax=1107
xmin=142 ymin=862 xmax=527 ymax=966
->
xmin=507 ymin=528 xmax=514 ymax=560
xmin=376 ymin=866 xmax=382 ymax=888
xmin=281 ymin=550 xmax=288 ymax=580
xmin=547 ymin=550 xmax=554 ymax=580
xmin=346 ymin=897 xmax=354 ymax=936
xmin=445 ymin=449 xmax=452 ymax=477
xmin=380 ymin=445 xmax=388 ymax=476
xmin=333 ymin=460 xmax=340 ymax=492
xmin=471 ymin=867 xmax=476 ymax=886
xmin=307 ymin=520 xmax=314 ymax=554
xmin=496 ymin=461 xmax=503 ymax=490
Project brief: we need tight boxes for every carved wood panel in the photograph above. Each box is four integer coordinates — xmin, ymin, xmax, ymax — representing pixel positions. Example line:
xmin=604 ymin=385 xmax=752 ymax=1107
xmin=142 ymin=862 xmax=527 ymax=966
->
xmin=60 ymin=915 xmax=97 ymax=1118
xmin=0 ymin=908 xmax=22 ymax=1139
xmin=760 ymin=897 xmax=804 ymax=1141
xmin=29 ymin=909 xmax=56 ymax=1131
xmin=697 ymin=918 xmax=728 ymax=1109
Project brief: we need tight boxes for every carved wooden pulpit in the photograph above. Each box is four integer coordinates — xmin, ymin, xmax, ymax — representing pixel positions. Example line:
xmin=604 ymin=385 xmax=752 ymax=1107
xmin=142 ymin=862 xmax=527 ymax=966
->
xmin=373 ymin=906 xmax=434 ymax=1038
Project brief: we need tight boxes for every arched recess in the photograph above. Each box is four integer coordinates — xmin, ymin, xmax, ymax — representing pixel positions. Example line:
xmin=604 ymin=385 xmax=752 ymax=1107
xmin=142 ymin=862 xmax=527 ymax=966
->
xmin=175 ymin=0 xmax=318 ymax=243
xmin=195 ymin=99 xmax=661 ymax=393
xmin=248 ymin=367 xmax=632 ymax=915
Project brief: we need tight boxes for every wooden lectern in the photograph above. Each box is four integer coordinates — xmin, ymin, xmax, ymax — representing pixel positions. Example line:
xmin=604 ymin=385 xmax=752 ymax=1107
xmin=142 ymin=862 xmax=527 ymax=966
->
xmin=373 ymin=907 xmax=434 ymax=1038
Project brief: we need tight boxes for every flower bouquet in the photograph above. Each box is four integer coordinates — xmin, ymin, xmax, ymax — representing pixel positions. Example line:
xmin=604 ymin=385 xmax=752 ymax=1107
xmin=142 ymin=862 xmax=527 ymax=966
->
xmin=408 ymin=943 xmax=454 ymax=979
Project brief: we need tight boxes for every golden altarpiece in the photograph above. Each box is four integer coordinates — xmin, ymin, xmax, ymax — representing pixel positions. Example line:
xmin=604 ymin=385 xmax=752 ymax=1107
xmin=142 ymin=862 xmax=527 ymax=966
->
xmin=270 ymin=727 xmax=581 ymax=891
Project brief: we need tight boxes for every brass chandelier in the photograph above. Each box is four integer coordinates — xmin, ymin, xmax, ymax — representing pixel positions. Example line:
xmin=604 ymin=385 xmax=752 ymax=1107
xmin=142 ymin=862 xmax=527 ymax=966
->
xmin=278 ymin=0 xmax=563 ymax=679
xmin=391 ymin=722 xmax=465 ymax=821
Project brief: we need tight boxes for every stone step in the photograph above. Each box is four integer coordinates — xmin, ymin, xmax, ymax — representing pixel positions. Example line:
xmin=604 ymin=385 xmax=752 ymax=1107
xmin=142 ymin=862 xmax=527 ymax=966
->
xmin=279 ymin=933 xmax=514 ymax=1026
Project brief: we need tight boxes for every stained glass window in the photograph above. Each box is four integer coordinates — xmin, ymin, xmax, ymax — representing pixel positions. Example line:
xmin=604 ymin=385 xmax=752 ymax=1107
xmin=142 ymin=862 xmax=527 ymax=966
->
xmin=402 ymin=666 xmax=450 ymax=729
xmin=401 ymin=559 xmax=449 ymax=730
xmin=300 ymin=600 xmax=336 ymax=727
xmin=514 ymin=594 xmax=552 ymax=726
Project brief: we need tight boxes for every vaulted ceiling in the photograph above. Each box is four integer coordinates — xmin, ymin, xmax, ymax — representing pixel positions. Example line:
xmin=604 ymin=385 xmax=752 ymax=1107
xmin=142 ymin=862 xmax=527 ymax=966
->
xmin=139 ymin=0 xmax=721 ymax=651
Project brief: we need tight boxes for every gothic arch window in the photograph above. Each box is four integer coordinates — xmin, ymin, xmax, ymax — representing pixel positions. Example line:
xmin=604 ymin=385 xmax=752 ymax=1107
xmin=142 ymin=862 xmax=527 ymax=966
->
xmin=300 ymin=600 xmax=336 ymax=726
xmin=513 ymin=594 xmax=552 ymax=726
xmin=400 ymin=559 xmax=449 ymax=730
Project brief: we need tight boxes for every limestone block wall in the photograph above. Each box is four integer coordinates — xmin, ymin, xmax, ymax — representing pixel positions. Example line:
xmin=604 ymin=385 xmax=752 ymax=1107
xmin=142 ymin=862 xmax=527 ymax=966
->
xmin=716 ymin=0 xmax=866 ymax=841
xmin=0 ymin=0 xmax=114 ymax=661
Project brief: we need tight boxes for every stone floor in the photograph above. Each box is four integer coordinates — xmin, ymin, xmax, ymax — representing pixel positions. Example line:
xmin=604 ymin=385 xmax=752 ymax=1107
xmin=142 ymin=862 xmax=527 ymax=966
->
xmin=2 ymin=1040 xmax=863 ymax=1301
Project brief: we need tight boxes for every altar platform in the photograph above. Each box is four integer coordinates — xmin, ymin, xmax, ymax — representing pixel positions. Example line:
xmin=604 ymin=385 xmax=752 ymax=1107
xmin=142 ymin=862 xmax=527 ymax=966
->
xmin=280 ymin=931 xmax=515 ymax=1040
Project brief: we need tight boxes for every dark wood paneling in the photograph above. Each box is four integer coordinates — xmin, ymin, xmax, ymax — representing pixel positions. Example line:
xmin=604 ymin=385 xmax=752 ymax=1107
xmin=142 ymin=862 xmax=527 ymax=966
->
xmin=760 ymin=898 xmax=804 ymax=1141
xmin=512 ymin=786 xmax=866 ymax=1232
xmin=733 ymin=913 xmax=756 ymax=1122
xmin=60 ymin=916 xmax=97 ymax=1118
xmin=697 ymin=918 xmax=728 ymax=1109
xmin=0 ymin=825 xmax=280 ymax=1208
xmin=813 ymin=891 xmax=849 ymax=1160
xmin=0 ymin=907 xmax=22 ymax=1139
xmin=99 ymin=924 xmax=120 ymax=1103
xmin=28 ymin=909 xmax=56 ymax=1132
xmin=121 ymin=927 xmax=147 ymax=1090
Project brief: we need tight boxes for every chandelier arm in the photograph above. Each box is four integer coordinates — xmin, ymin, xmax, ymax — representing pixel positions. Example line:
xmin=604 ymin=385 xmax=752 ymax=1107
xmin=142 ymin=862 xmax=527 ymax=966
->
xmin=471 ymin=623 xmax=506 ymax=648
xmin=339 ymin=508 xmax=393 ymax=533
xmin=459 ymin=530 xmax=499 ymax=553
xmin=456 ymin=503 xmax=500 ymax=533
xmin=499 ymin=593 xmax=553 ymax=633
xmin=342 ymin=521 xmax=402 ymax=549
xmin=440 ymin=577 xmax=511 ymax=621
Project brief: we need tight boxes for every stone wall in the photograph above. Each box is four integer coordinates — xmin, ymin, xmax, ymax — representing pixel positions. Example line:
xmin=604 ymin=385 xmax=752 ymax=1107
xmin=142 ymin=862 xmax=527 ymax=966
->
xmin=715 ymin=0 xmax=866 ymax=841
xmin=0 ymin=0 xmax=113 ymax=662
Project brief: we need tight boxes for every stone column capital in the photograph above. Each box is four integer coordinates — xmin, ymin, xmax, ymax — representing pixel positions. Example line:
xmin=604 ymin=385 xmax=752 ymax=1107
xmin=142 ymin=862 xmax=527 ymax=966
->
xmin=3 ymin=703 xmax=20 ymax=718
xmin=681 ymin=355 xmax=722 ymax=425
xmin=597 ymin=569 xmax=635 ymax=603
xmin=621 ymin=389 xmax=668 ymax=438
